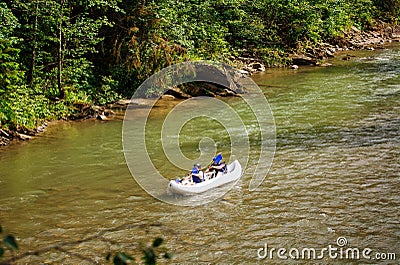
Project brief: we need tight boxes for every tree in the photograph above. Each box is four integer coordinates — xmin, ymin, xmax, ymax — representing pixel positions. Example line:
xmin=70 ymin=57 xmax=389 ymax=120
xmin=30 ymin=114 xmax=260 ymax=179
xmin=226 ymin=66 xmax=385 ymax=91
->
xmin=9 ymin=0 xmax=119 ymax=98
xmin=0 ymin=2 xmax=22 ymax=93
xmin=95 ymin=0 xmax=187 ymax=96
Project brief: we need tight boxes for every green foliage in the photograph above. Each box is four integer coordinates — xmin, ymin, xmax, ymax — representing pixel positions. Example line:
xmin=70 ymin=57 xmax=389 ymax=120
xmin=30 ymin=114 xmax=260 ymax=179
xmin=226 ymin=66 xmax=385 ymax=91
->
xmin=0 ymin=225 xmax=19 ymax=259
xmin=0 ymin=32 xmax=65 ymax=130
xmin=157 ymin=1 xmax=231 ymax=59
xmin=142 ymin=237 xmax=171 ymax=265
xmin=89 ymin=76 xmax=121 ymax=105
xmin=257 ymin=47 xmax=291 ymax=67
xmin=373 ymin=0 xmax=400 ymax=22
xmin=106 ymin=237 xmax=172 ymax=265
xmin=0 ymin=38 xmax=23 ymax=92
xmin=3 ymin=235 xmax=18 ymax=251
xmin=0 ymin=0 xmax=398 ymax=131
xmin=0 ymin=2 xmax=19 ymax=39
xmin=108 ymin=252 xmax=134 ymax=265
xmin=107 ymin=1 xmax=188 ymax=94
xmin=0 ymin=85 xmax=73 ymax=130
xmin=152 ymin=237 xmax=163 ymax=248
xmin=0 ymin=225 xmax=171 ymax=264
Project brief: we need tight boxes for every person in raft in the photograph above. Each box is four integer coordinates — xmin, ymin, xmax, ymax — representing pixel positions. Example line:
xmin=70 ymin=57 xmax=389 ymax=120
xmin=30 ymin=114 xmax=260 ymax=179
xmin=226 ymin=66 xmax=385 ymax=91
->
xmin=190 ymin=163 xmax=204 ymax=183
xmin=206 ymin=153 xmax=227 ymax=178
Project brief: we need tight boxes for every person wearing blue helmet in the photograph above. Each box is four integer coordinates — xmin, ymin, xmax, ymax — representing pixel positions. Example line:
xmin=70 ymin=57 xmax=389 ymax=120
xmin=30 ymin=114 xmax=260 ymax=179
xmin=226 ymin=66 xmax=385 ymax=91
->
xmin=207 ymin=153 xmax=226 ymax=177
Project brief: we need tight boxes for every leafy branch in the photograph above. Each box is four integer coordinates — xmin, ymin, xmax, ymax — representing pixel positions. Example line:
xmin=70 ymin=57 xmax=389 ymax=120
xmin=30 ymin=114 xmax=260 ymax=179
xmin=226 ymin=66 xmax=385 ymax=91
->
xmin=0 ymin=225 xmax=18 ymax=263
xmin=0 ymin=223 xmax=172 ymax=265
xmin=106 ymin=237 xmax=172 ymax=265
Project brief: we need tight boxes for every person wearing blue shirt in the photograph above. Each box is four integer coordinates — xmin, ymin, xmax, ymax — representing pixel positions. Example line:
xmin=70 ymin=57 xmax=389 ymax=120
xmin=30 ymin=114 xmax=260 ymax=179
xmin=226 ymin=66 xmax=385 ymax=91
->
xmin=206 ymin=153 xmax=226 ymax=177
xmin=190 ymin=163 xmax=203 ymax=183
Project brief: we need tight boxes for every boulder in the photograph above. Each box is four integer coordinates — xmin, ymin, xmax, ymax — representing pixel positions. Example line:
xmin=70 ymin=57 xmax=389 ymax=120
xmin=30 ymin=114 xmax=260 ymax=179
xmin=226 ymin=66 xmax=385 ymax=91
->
xmin=161 ymin=94 xmax=176 ymax=100
xmin=104 ymin=109 xmax=115 ymax=117
xmin=96 ymin=113 xmax=107 ymax=120
xmin=16 ymin=132 xmax=32 ymax=141
xmin=317 ymin=62 xmax=333 ymax=67
xmin=237 ymin=69 xmax=250 ymax=77
xmin=247 ymin=62 xmax=266 ymax=72
xmin=243 ymin=62 xmax=266 ymax=73
xmin=218 ymin=88 xmax=238 ymax=97
xmin=34 ymin=122 xmax=48 ymax=133
xmin=0 ymin=129 xmax=10 ymax=138
xmin=325 ymin=50 xmax=335 ymax=58
xmin=164 ymin=87 xmax=191 ymax=99
xmin=291 ymin=55 xmax=317 ymax=66
xmin=115 ymin=99 xmax=132 ymax=106
xmin=0 ymin=137 xmax=10 ymax=146
xmin=392 ymin=25 xmax=400 ymax=38
xmin=384 ymin=26 xmax=393 ymax=38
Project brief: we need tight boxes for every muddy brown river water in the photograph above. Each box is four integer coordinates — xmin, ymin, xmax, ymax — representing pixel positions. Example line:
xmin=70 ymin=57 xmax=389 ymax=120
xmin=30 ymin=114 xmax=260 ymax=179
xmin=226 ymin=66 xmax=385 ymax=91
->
xmin=0 ymin=45 xmax=399 ymax=264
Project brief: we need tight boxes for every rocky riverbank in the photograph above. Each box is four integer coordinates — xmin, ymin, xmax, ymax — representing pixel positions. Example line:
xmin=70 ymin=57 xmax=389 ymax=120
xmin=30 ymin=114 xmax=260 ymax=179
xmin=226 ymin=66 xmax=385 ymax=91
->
xmin=0 ymin=104 xmax=115 ymax=147
xmin=0 ymin=125 xmax=45 ymax=146
xmin=2 ymin=22 xmax=399 ymax=147
xmin=238 ymin=22 xmax=400 ymax=72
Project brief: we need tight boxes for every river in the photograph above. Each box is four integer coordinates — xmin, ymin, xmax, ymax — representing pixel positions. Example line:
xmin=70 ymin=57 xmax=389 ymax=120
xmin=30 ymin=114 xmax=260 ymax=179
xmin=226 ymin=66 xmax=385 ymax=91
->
xmin=0 ymin=44 xmax=399 ymax=264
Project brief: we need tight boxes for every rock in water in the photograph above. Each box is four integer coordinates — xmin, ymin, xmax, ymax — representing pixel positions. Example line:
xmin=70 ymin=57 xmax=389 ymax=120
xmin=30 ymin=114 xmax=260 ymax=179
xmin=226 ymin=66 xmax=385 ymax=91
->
xmin=291 ymin=55 xmax=317 ymax=66
xmin=97 ymin=113 xmax=107 ymax=120
xmin=16 ymin=132 xmax=32 ymax=141
xmin=248 ymin=62 xmax=266 ymax=72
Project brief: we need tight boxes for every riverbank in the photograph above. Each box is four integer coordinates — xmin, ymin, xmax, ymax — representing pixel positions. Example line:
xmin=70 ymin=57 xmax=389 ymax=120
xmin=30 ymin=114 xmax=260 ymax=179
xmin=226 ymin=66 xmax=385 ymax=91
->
xmin=290 ymin=22 xmax=400 ymax=66
xmin=0 ymin=105 xmax=116 ymax=147
xmin=1 ymin=23 xmax=399 ymax=148
xmin=239 ymin=22 xmax=400 ymax=72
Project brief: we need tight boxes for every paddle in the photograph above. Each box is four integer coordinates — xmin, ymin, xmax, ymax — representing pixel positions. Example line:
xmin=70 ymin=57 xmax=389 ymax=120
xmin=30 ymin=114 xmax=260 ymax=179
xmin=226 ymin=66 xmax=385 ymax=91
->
xmin=201 ymin=153 xmax=224 ymax=181
xmin=182 ymin=153 xmax=222 ymax=182
xmin=202 ymin=153 xmax=222 ymax=171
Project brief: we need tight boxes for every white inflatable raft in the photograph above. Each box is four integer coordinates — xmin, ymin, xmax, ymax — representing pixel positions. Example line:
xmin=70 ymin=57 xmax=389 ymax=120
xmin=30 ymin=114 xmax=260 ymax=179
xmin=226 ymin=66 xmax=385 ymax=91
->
xmin=168 ymin=160 xmax=242 ymax=195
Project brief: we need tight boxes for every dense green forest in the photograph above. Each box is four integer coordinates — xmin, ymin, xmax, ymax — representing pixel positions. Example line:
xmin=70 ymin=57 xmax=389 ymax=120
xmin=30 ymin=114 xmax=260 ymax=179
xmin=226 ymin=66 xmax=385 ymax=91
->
xmin=0 ymin=0 xmax=399 ymax=132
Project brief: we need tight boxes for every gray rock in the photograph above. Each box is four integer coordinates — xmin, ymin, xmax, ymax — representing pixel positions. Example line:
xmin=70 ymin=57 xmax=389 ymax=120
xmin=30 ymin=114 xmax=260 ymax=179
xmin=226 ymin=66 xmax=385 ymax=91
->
xmin=161 ymin=94 xmax=176 ymax=100
xmin=0 ymin=129 xmax=10 ymax=138
xmin=237 ymin=69 xmax=249 ymax=76
xmin=16 ymin=132 xmax=32 ymax=141
xmin=97 ymin=113 xmax=107 ymax=120
xmin=164 ymin=88 xmax=191 ymax=99
xmin=318 ymin=62 xmax=333 ymax=67
xmin=247 ymin=62 xmax=266 ymax=72
xmin=325 ymin=50 xmax=335 ymax=58
xmin=291 ymin=55 xmax=316 ymax=65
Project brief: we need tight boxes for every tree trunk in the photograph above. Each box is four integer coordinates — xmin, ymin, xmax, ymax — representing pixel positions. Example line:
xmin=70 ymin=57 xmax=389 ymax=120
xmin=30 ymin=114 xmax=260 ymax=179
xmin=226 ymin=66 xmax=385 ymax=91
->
xmin=28 ymin=0 xmax=39 ymax=85
xmin=58 ymin=0 xmax=65 ymax=99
